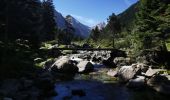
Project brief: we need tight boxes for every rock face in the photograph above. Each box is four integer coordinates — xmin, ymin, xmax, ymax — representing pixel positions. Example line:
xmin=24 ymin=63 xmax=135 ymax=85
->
xmin=77 ymin=61 xmax=94 ymax=73
xmin=54 ymin=11 xmax=91 ymax=38
xmin=147 ymin=75 xmax=170 ymax=95
xmin=50 ymin=56 xmax=78 ymax=74
xmin=65 ymin=15 xmax=91 ymax=38
xmin=117 ymin=64 xmax=141 ymax=82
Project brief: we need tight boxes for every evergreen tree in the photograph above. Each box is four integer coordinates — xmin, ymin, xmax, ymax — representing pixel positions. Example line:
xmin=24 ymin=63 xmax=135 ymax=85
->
xmin=90 ymin=26 xmax=100 ymax=41
xmin=107 ymin=13 xmax=121 ymax=48
xmin=0 ymin=0 xmax=43 ymax=48
xmin=0 ymin=0 xmax=7 ymax=42
xmin=42 ymin=0 xmax=56 ymax=41
xmin=135 ymin=0 xmax=170 ymax=50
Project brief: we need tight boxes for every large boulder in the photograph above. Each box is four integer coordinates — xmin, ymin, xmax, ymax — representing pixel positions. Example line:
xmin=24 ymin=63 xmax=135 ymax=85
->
xmin=127 ymin=76 xmax=145 ymax=89
xmin=137 ymin=63 xmax=149 ymax=73
xmin=103 ymin=58 xmax=116 ymax=68
xmin=77 ymin=61 xmax=94 ymax=73
xmin=145 ymin=68 xmax=165 ymax=77
xmin=70 ymin=57 xmax=83 ymax=63
xmin=117 ymin=64 xmax=141 ymax=82
xmin=147 ymin=75 xmax=170 ymax=95
xmin=50 ymin=56 xmax=78 ymax=74
xmin=107 ymin=69 xmax=118 ymax=77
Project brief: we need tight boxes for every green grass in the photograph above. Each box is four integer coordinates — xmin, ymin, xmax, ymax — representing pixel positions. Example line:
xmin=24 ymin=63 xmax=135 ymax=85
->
xmin=58 ymin=45 xmax=66 ymax=48
xmin=159 ymin=70 xmax=170 ymax=75
xmin=166 ymin=42 xmax=170 ymax=51
xmin=62 ymin=50 xmax=73 ymax=54
xmin=35 ymin=58 xmax=54 ymax=68
xmin=40 ymin=43 xmax=52 ymax=50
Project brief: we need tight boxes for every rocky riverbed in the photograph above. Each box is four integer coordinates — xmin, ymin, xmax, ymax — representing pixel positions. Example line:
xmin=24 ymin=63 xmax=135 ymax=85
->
xmin=1 ymin=50 xmax=170 ymax=100
xmin=49 ymin=50 xmax=170 ymax=100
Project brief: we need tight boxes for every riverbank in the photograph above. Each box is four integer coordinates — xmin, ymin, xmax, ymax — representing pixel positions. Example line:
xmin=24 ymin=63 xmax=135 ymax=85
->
xmin=1 ymin=49 xmax=170 ymax=100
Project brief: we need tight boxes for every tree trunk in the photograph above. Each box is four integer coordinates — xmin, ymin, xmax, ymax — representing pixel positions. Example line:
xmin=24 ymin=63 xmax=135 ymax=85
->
xmin=112 ymin=37 xmax=115 ymax=48
xmin=112 ymin=32 xmax=115 ymax=49
xmin=2 ymin=0 xmax=9 ymax=64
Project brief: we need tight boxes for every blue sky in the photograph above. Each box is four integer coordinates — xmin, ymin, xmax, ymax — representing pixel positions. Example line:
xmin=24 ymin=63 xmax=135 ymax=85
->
xmin=54 ymin=0 xmax=138 ymax=27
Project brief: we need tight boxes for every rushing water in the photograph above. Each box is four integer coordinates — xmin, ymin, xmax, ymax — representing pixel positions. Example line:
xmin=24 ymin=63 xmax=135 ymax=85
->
xmin=51 ymin=60 xmax=131 ymax=100
xmin=51 ymin=53 xmax=170 ymax=100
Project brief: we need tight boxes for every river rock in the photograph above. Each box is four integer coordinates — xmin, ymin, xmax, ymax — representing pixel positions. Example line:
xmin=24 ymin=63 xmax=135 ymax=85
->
xmin=70 ymin=57 xmax=83 ymax=63
xmin=137 ymin=63 xmax=149 ymax=73
xmin=77 ymin=61 xmax=94 ymax=73
xmin=147 ymin=75 xmax=170 ymax=94
xmin=136 ymin=56 xmax=150 ymax=65
xmin=103 ymin=58 xmax=116 ymax=68
xmin=114 ymin=57 xmax=134 ymax=66
xmin=50 ymin=56 xmax=78 ymax=74
xmin=117 ymin=64 xmax=141 ymax=82
xmin=107 ymin=69 xmax=118 ymax=77
xmin=145 ymin=68 xmax=165 ymax=77
xmin=3 ymin=97 xmax=13 ymax=100
xmin=92 ymin=56 xmax=103 ymax=63
xmin=127 ymin=76 xmax=145 ymax=88
xmin=103 ymin=49 xmax=126 ymax=68
xmin=165 ymin=75 xmax=170 ymax=80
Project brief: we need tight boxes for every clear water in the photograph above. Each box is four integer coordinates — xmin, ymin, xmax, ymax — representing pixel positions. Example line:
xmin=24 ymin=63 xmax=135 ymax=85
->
xmin=51 ymin=56 xmax=170 ymax=100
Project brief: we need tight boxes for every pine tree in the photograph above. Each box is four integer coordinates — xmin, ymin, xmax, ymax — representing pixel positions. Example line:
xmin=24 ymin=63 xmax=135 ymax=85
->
xmin=42 ymin=0 xmax=56 ymax=41
xmin=0 ymin=0 xmax=7 ymax=42
xmin=90 ymin=26 xmax=100 ymax=41
xmin=107 ymin=13 xmax=121 ymax=48
xmin=135 ymin=0 xmax=170 ymax=50
xmin=0 ymin=0 xmax=43 ymax=48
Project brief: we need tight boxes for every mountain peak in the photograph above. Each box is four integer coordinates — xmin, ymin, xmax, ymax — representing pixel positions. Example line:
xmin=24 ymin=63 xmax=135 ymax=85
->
xmin=66 ymin=15 xmax=73 ymax=18
xmin=65 ymin=15 xmax=90 ymax=38
xmin=55 ymin=11 xmax=91 ymax=38
xmin=92 ymin=22 xmax=106 ymax=30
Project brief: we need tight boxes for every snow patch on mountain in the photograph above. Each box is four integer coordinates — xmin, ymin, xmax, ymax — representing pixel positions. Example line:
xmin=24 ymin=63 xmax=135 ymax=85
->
xmin=92 ymin=22 xmax=106 ymax=30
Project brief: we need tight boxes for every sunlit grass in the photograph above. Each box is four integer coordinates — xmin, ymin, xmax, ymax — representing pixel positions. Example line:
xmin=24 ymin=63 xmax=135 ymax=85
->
xmin=166 ymin=42 xmax=170 ymax=51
